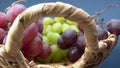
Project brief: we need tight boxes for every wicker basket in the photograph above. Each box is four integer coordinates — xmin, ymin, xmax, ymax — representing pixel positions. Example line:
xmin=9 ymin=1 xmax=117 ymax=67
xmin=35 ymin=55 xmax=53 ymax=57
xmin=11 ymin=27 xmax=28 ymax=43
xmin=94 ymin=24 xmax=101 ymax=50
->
xmin=0 ymin=2 xmax=118 ymax=68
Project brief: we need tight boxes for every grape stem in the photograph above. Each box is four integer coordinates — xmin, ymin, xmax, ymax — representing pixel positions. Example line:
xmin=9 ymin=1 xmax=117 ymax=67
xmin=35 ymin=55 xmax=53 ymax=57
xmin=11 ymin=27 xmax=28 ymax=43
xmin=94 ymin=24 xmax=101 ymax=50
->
xmin=93 ymin=4 xmax=119 ymax=28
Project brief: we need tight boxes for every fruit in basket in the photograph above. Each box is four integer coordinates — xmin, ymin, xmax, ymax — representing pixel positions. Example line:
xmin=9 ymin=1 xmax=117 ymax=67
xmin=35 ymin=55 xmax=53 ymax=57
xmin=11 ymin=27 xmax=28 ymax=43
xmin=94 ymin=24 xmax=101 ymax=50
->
xmin=0 ymin=12 xmax=8 ymax=28
xmin=22 ymin=23 xmax=38 ymax=45
xmin=36 ymin=21 xmax=43 ymax=33
xmin=52 ymin=22 xmax=62 ymax=33
xmin=47 ymin=32 xmax=60 ymax=44
xmin=53 ymin=17 xmax=66 ymax=23
xmin=76 ymin=33 xmax=85 ymax=50
xmin=62 ymin=23 xmax=70 ymax=32
xmin=62 ymin=29 xmax=78 ymax=45
xmin=38 ymin=42 xmax=51 ymax=58
xmin=22 ymin=35 xmax=43 ymax=61
xmin=107 ymin=19 xmax=120 ymax=35
xmin=67 ymin=46 xmax=83 ymax=62
xmin=42 ymin=17 xmax=53 ymax=25
xmin=6 ymin=4 xmax=26 ymax=23
xmin=0 ymin=28 xmax=6 ymax=44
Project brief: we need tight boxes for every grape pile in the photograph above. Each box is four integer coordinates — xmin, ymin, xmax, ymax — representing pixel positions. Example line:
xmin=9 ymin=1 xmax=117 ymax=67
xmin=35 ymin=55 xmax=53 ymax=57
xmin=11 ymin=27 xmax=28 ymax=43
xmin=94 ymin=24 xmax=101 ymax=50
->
xmin=0 ymin=0 xmax=120 ymax=64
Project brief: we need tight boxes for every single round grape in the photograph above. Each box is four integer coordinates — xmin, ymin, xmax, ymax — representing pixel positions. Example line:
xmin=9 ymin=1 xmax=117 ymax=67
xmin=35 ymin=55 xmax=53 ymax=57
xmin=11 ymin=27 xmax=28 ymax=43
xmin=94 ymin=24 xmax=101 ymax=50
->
xmin=96 ymin=25 xmax=108 ymax=40
xmin=107 ymin=19 xmax=120 ymax=35
xmin=50 ymin=44 xmax=63 ymax=62
xmin=22 ymin=23 xmax=38 ymax=45
xmin=62 ymin=29 xmax=78 ymax=45
xmin=38 ymin=42 xmax=51 ymax=58
xmin=37 ymin=32 xmax=43 ymax=41
xmin=0 ymin=12 xmax=8 ymax=28
xmin=36 ymin=21 xmax=43 ymax=33
xmin=42 ymin=17 xmax=53 ymax=25
xmin=57 ymin=36 xmax=69 ymax=50
xmin=52 ymin=22 xmax=62 ymax=34
xmin=0 ymin=28 xmax=6 ymax=44
xmin=6 ymin=4 xmax=26 ymax=23
xmin=62 ymin=23 xmax=70 ymax=32
xmin=53 ymin=17 xmax=66 ymax=23
xmin=67 ymin=46 xmax=83 ymax=63
xmin=22 ymin=36 xmax=43 ymax=60
xmin=76 ymin=33 xmax=85 ymax=50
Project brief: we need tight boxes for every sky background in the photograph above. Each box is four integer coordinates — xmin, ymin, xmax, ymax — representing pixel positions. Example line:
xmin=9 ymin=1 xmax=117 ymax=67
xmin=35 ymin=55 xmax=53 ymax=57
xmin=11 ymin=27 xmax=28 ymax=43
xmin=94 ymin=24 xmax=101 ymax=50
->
xmin=0 ymin=0 xmax=120 ymax=68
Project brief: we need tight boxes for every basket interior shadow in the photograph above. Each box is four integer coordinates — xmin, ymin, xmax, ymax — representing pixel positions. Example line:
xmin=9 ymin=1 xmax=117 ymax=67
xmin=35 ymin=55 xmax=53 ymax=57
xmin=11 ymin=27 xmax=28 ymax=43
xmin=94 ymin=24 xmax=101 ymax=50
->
xmin=0 ymin=2 xmax=118 ymax=68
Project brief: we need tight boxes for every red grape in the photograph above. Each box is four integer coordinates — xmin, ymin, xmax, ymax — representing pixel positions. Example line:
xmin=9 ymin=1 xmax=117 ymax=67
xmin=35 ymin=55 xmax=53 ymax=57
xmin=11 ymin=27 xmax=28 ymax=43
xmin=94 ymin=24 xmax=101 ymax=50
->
xmin=36 ymin=21 xmax=43 ymax=33
xmin=62 ymin=29 xmax=78 ymax=45
xmin=107 ymin=19 xmax=120 ymax=35
xmin=0 ymin=12 xmax=8 ymax=28
xmin=76 ymin=33 xmax=85 ymax=50
xmin=6 ymin=4 xmax=26 ymax=23
xmin=37 ymin=32 xmax=43 ymax=41
xmin=38 ymin=42 xmax=51 ymax=58
xmin=22 ymin=35 xmax=43 ymax=60
xmin=67 ymin=46 xmax=83 ymax=63
xmin=22 ymin=23 xmax=38 ymax=45
xmin=0 ymin=28 xmax=6 ymax=44
xmin=96 ymin=25 xmax=108 ymax=40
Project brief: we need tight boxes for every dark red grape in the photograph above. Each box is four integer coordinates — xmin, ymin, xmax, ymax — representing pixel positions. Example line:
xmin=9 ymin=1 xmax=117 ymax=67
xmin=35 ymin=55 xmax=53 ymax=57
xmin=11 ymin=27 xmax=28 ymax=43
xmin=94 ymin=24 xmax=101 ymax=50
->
xmin=0 ymin=12 xmax=8 ymax=28
xmin=22 ymin=23 xmax=38 ymax=45
xmin=6 ymin=4 xmax=26 ymax=23
xmin=96 ymin=25 xmax=108 ymax=40
xmin=107 ymin=19 xmax=120 ymax=35
xmin=38 ymin=42 xmax=51 ymax=58
xmin=67 ymin=46 xmax=83 ymax=63
xmin=62 ymin=29 xmax=78 ymax=45
xmin=57 ymin=36 xmax=69 ymax=50
xmin=76 ymin=33 xmax=85 ymax=50
xmin=36 ymin=21 xmax=43 ymax=33
xmin=0 ymin=28 xmax=6 ymax=44
xmin=22 ymin=35 xmax=43 ymax=60
xmin=37 ymin=32 xmax=43 ymax=41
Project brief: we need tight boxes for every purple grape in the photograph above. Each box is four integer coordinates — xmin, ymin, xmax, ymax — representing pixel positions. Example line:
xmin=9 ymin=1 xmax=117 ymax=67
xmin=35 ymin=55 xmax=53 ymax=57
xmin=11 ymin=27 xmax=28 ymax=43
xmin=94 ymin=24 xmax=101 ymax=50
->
xmin=57 ymin=36 xmax=69 ymax=50
xmin=76 ymin=33 xmax=85 ymax=50
xmin=107 ymin=19 xmax=120 ymax=35
xmin=96 ymin=25 xmax=108 ymax=40
xmin=67 ymin=46 xmax=83 ymax=63
xmin=62 ymin=29 xmax=78 ymax=45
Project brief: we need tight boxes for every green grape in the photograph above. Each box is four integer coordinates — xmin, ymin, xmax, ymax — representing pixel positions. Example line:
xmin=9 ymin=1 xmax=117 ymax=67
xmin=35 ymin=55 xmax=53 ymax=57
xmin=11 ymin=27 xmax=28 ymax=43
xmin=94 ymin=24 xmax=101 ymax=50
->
xmin=52 ymin=22 xmax=62 ymax=34
xmin=59 ymin=49 xmax=68 ymax=58
xmin=62 ymin=23 xmax=70 ymax=32
xmin=50 ymin=44 xmax=63 ymax=62
xmin=66 ymin=20 xmax=78 ymax=26
xmin=42 ymin=17 xmax=53 ymax=25
xmin=70 ymin=25 xmax=80 ymax=34
xmin=47 ymin=32 xmax=60 ymax=44
xmin=36 ymin=54 xmax=52 ymax=63
xmin=46 ymin=25 xmax=53 ymax=34
xmin=54 ymin=17 xmax=66 ymax=23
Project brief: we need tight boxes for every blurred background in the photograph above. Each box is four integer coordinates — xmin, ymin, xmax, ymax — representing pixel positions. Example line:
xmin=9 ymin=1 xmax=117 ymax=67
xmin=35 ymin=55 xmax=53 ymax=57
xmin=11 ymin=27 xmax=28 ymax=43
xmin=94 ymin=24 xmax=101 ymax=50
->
xmin=0 ymin=0 xmax=120 ymax=68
